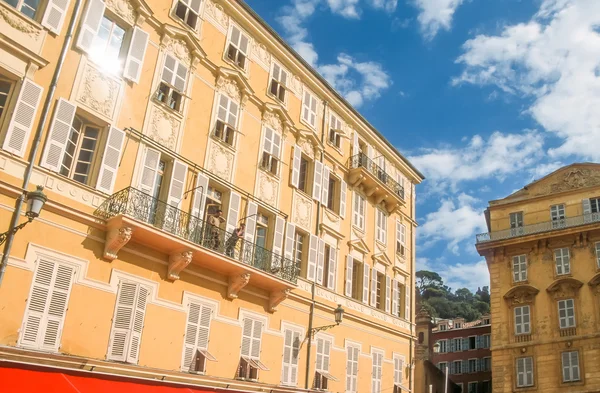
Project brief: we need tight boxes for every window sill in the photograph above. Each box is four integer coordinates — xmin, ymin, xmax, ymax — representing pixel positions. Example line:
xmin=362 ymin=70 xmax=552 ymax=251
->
xmin=376 ymin=240 xmax=387 ymax=248
xmin=170 ymin=13 xmax=200 ymax=36
xmin=258 ymin=166 xmax=280 ymax=181
xmin=352 ymin=224 xmax=365 ymax=234
xmin=512 ymin=279 xmax=529 ymax=286
xmin=326 ymin=140 xmax=343 ymax=155
xmin=210 ymin=134 xmax=237 ymax=152
xmin=300 ymin=117 xmax=317 ymax=132
xmin=152 ymin=98 xmax=184 ymax=119
xmin=0 ymin=3 xmax=45 ymax=31
xmin=38 ymin=168 xmax=107 ymax=197
xmin=266 ymin=91 xmax=287 ymax=107
xmin=323 ymin=206 xmax=341 ymax=219
xmin=295 ymin=188 xmax=313 ymax=201
xmin=224 ymin=56 xmax=249 ymax=75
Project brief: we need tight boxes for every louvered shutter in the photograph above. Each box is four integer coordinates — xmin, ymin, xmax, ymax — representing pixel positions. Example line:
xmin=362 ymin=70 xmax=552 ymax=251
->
xmin=282 ymin=329 xmax=292 ymax=385
xmin=284 ymin=222 xmax=295 ymax=261
xmin=96 ymin=126 xmax=125 ymax=193
xmin=244 ymin=201 xmax=258 ymax=243
xmin=282 ymin=329 xmax=300 ymax=385
xmin=316 ymin=239 xmax=325 ymax=285
xmin=226 ymin=192 xmax=241 ymax=233
xmin=291 ymin=145 xmax=301 ymax=188
xmin=327 ymin=246 xmax=337 ymax=290
xmin=583 ymin=198 xmax=592 ymax=223
xmin=138 ymin=147 xmax=160 ymax=194
xmin=124 ymin=27 xmax=149 ymax=83
xmin=385 ymin=276 xmax=391 ymax=313
xmin=323 ymin=340 xmax=331 ymax=372
xmin=167 ymin=160 xmax=187 ymax=206
xmin=362 ymin=264 xmax=370 ymax=304
xmin=340 ymin=180 xmax=347 ymax=218
xmin=450 ymin=339 xmax=455 ymax=353
xmin=240 ymin=318 xmax=253 ymax=356
xmin=367 ymin=145 xmax=374 ymax=160
xmin=352 ymin=132 xmax=359 ymax=157
xmin=352 ymin=347 xmax=359 ymax=392
xmin=313 ymin=161 xmax=323 ymax=202
xmin=370 ymin=270 xmax=377 ymax=306
xmin=462 ymin=361 xmax=468 ymax=374
xmin=2 ymin=79 xmax=42 ymax=157
xmin=75 ymin=0 xmax=105 ymax=52
xmin=316 ymin=338 xmax=324 ymax=371
xmin=41 ymin=98 xmax=76 ymax=171
xmin=462 ymin=338 xmax=469 ymax=352
xmin=182 ymin=303 xmax=212 ymax=370
xmin=307 ymin=234 xmax=318 ymax=282
xmin=392 ymin=279 xmax=398 ymax=316
xmin=127 ymin=286 xmax=148 ymax=363
xmin=191 ymin=173 xmax=209 ymax=219
xmin=273 ymin=217 xmax=285 ymax=256
xmin=21 ymin=260 xmax=53 ymax=347
xmin=345 ymin=255 xmax=353 ymax=297
xmin=405 ymin=284 xmax=410 ymax=320
xmin=41 ymin=0 xmax=70 ymax=34
xmin=250 ymin=319 xmax=262 ymax=358
xmin=107 ymin=282 xmax=137 ymax=362
xmin=321 ymin=165 xmax=330 ymax=205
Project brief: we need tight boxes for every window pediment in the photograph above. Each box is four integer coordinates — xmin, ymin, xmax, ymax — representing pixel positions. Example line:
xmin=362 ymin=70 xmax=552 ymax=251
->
xmin=104 ymin=0 xmax=152 ymax=26
xmin=588 ymin=273 xmax=600 ymax=295
xmin=261 ymin=102 xmax=293 ymax=134
xmin=348 ymin=237 xmax=370 ymax=255
xmin=160 ymin=24 xmax=206 ymax=68
xmin=216 ymin=67 xmax=254 ymax=105
xmin=546 ymin=277 xmax=583 ymax=299
xmin=371 ymin=252 xmax=392 ymax=267
xmin=503 ymin=285 xmax=539 ymax=305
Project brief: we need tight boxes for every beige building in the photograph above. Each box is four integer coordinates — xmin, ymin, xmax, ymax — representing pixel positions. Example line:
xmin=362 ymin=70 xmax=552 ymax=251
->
xmin=476 ymin=163 xmax=600 ymax=392
xmin=0 ymin=0 xmax=424 ymax=392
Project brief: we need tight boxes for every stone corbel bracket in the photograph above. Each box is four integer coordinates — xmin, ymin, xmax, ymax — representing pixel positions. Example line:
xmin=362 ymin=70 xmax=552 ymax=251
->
xmin=269 ymin=289 xmax=290 ymax=312
xmin=103 ymin=226 xmax=132 ymax=261
xmin=228 ymin=273 xmax=250 ymax=299
xmin=168 ymin=250 xmax=194 ymax=281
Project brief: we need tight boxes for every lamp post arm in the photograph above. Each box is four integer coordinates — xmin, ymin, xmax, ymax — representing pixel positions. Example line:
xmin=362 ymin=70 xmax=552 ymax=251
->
xmin=306 ymin=323 xmax=340 ymax=339
xmin=0 ymin=216 xmax=34 ymax=247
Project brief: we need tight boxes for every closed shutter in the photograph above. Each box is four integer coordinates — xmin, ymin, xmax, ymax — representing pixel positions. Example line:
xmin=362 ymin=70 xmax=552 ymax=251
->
xmin=362 ymin=264 xmax=370 ymax=304
xmin=244 ymin=202 xmax=258 ymax=243
xmin=138 ymin=147 xmax=160 ymax=194
xmin=2 ymin=79 xmax=43 ymax=157
xmin=240 ymin=318 xmax=253 ymax=357
xmin=385 ymin=276 xmax=391 ymax=313
xmin=316 ymin=338 xmax=324 ymax=371
xmin=370 ymin=270 xmax=377 ymax=306
xmin=182 ymin=303 xmax=212 ymax=370
xmin=124 ymin=27 xmax=149 ymax=83
xmin=250 ymin=319 xmax=262 ymax=358
xmin=75 ymin=0 xmax=105 ymax=52
xmin=307 ymin=234 xmax=318 ymax=282
xmin=392 ymin=279 xmax=398 ymax=316
xmin=20 ymin=260 xmax=74 ymax=351
xmin=41 ymin=0 xmax=71 ymax=34
xmin=167 ymin=160 xmax=187 ymax=206
xmin=316 ymin=239 xmax=325 ymax=285
xmin=462 ymin=338 xmax=469 ymax=352
xmin=450 ymin=339 xmax=455 ymax=352
xmin=190 ymin=173 xmax=209 ymax=219
xmin=345 ymin=255 xmax=353 ymax=297
xmin=127 ymin=286 xmax=148 ymax=363
xmin=367 ymin=145 xmax=374 ymax=160
xmin=291 ymin=145 xmax=301 ymax=188
xmin=282 ymin=329 xmax=300 ymax=385
xmin=284 ymin=222 xmax=295 ymax=261
xmin=272 ymin=217 xmax=285 ymax=256
xmin=327 ymin=246 xmax=337 ymax=290
xmin=583 ymin=198 xmax=592 ymax=223
xmin=96 ymin=126 xmax=125 ymax=194
xmin=405 ymin=284 xmax=410 ymax=320
xmin=323 ymin=340 xmax=331 ymax=372
xmin=340 ymin=180 xmax=347 ymax=218
xmin=41 ymin=98 xmax=76 ymax=172
xmin=352 ymin=347 xmax=359 ymax=392
xmin=352 ymin=132 xmax=359 ymax=157
xmin=312 ymin=161 xmax=323 ymax=202
xmin=226 ymin=192 xmax=241 ymax=233
xmin=321 ymin=165 xmax=330 ymax=205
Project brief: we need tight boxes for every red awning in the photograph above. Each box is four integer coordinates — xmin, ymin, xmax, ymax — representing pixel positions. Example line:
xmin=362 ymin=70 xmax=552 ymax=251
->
xmin=0 ymin=364 xmax=219 ymax=393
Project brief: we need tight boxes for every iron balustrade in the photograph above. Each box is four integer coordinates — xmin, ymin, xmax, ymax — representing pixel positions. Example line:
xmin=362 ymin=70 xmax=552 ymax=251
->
xmin=95 ymin=187 xmax=299 ymax=284
xmin=347 ymin=153 xmax=405 ymax=200
xmin=476 ymin=213 xmax=600 ymax=243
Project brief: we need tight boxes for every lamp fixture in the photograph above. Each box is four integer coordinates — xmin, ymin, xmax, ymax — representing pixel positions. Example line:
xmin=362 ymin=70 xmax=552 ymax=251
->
xmin=307 ymin=304 xmax=344 ymax=338
xmin=0 ymin=186 xmax=47 ymax=246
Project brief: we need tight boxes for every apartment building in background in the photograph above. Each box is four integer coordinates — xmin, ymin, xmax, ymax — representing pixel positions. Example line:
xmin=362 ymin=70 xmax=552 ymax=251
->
xmin=476 ymin=163 xmax=600 ymax=393
xmin=431 ymin=316 xmax=492 ymax=393
xmin=0 ymin=0 xmax=424 ymax=391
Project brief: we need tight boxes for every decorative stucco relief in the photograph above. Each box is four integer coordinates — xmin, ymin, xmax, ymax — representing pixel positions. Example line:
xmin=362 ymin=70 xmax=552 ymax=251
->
xmin=148 ymin=104 xmax=180 ymax=150
xmin=216 ymin=76 xmax=248 ymax=107
xmin=207 ymin=141 xmax=234 ymax=181
xmin=251 ymin=40 xmax=270 ymax=71
xmin=257 ymin=170 xmax=279 ymax=208
xmin=299 ymin=138 xmax=315 ymax=159
xmin=263 ymin=111 xmax=283 ymax=133
xmin=322 ymin=209 xmax=340 ymax=231
xmin=204 ymin=0 xmax=228 ymax=33
xmin=292 ymin=191 xmax=312 ymax=231
xmin=0 ymin=6 xmax=41 ymax=37
xmin=288 ymin=75 xmax=303 ymax=98
xmin=105 ymin=0 xmax=136 ymax=25
xmin=75 ymin=62 xmax=121 ymax=121
xmin=163 ymin=37 xmax=192 ymax=67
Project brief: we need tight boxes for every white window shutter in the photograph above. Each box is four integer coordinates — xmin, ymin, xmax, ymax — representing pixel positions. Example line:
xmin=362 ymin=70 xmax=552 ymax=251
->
xmin=250 ymin=320 xmax=262 ymax=358
xmin=385 ymin=276 xmax=391 ymax=313
xmin=307 ymin=234 xmax=318 ymax=282
xmin=370 ymin=270 xmax=377 ymax=306
xmin=316 ymin=337 xmax=324 ymax=371
xmin=316 ymin=239 xmax=325 ymax=285
xmin=405 ymin=284 xmax=411 ymax=320
xmin=167 ymin=160 xmax=188 ymax=207
xmin=352 ymin=131 xmax=359 ymax=157
xmin=340 ymin=180 xmax=347 ymax=218
xmin=96 ymin=126 xmax=125 ymax=194
xmin=244 ymin=201 xmax=258 ymax=243
xmin=2 ymin=79 xmax=43 ymax=157
xmin=327 ymin=247 xmax=337 ymax=291
xmin=392 ymin=279 xmax=398 ymax=316
xmin=182 ymin=303 xmax=212 ymax=370
xmin=583 ymin=199 xmax=591 ymax=214
xmin=313 ymin=161 xmax=323 ymax=202
xmin=291 ymin=144 xmax=301 ymax=188
xmin=362 ymin=264 xmax=370 ymax=304
xmin=290 ymin=330 xmax=300 ymax=385
xmin=345 ymin=255 xmax=353 ymax=297
xmin=138 ymin=147 xmax=160 ymax=194
xmin=226 ymin=192 xmax=241 ymax=233
xmin=124 ymin=26 xmax=149 ymax=83
xmin=282 ymin=329 xmax=292 ymax=385
xmin=41 ymin=98 xmax=76 ymax=172
xmin=273 ymin=216 xmax=286 ymax=256
xmin=367 ymin=145 xmax=374 ymax=160
xmin=107 ymin=282 xmax=137 ymax=362
xmin=75 ymin=0 xmax=106 ymax=53
xmin=240 ymin=318 xmax=252 ymax=356
xmin=41 ymin=0 xmax=71 ymax=33
xmin=191 ymin=173 xmax=209 ymax=219
xmin=284 ymin=222 xmax=295 ymax=261
xmin=127 ymin=286 xmax=148 ymax=363
xmin=321 ymin=165 xmax=330 ymax=204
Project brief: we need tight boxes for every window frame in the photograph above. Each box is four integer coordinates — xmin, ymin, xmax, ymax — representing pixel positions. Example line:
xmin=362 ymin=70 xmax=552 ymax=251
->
xmin=554 ymin=247 xmax=571 ymax=276
xmin=0 ymin=77 xmax=14 ymax=128
xmin=301 ymin=88 xmax=318 ymax=129
xmin=59 ymin=115 xmax=104 ymax=186
xmin=468 ymin=358 xmax=477 ymax=373
xmin=88 ymin=14 xmax=128 ymax=74
xmin=596 ymin=242 xmax=600 ymax=269
xmin=353 ymin=192 xmax=366 ymax=231
xmin=268 ymin=62 xmax=288 ymax=105
xmin=561 ymin=350 xmax=581 ymax=383
xmin=298 ymin=154 xmax=311 ymax=194
xmin=551 ymin=203 xmax=566 ymax=228
xmin=7 ymin=0 xmax=41 ymax=20
xmin=346 ymin=343 xmax=360 ymax=393
xmin=259 ymin=126 xmax=282 ymax=177
xmin=452 ymin=360 xmax=462 ymax=375
xmin=516 ymin=356 xmax=534 ymax=388
xmin=212 ymin=93 xmax=240 ymax=148
xmin=468 ymin=381 xmax=478 ymax=393
xmin=156 ymin=54 xmax=188 ymax=113
xmin=375 ymin=208 xmax=387 ymax=245
xmin=328 ymin=112 xmax=343 ymax=150
xmin=225 ymin=23 xmax=251 ymax=72
xmin=514 ymin=305 xmax=531 ymax=335
xmin=438 ymin=339 xmax=447 ymax=353
xmin=512 ymin=254 xmax=528 ymax=283
xmin=558 ymin=298 xmax=576 ymax=329
xmin=371 ymin=349 xmax=384 ymax=393
xmin=173 ymin=0 xmax=204 ymax=30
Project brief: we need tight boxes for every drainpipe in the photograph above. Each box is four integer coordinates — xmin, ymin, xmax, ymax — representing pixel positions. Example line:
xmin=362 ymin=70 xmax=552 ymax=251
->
xmin=0 ymin=0 xmax=84 ymax=287
xmin=409 ymin=181 xmax=415 ymax=392
xmin=304 ymin=100 xmax=328 ymax=390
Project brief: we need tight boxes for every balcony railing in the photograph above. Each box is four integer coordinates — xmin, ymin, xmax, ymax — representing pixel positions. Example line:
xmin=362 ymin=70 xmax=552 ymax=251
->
xmin=476 ymin=213 xmax=600 ymax=243
xmin=348 ymin=153 xmax=404 ymax=200
xmin=95 ymin=187 xmax=299 ymax=284
xmin=560 ymin=327 xmax=577 ymax=337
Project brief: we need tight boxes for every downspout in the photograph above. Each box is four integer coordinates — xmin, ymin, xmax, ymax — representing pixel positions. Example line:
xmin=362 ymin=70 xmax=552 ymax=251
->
xmin=304 ymin=100 xmax=328 ymax=390
xmin=0 ymin=0 xmax=84 ymax=287
xmin=409 ymin=181 xmax=415 ymax=392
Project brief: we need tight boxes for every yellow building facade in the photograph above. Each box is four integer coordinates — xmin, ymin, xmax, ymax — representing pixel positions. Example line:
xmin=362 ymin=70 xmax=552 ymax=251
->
xmin=0 ymin=0 xmax=424 ymax=392
xmin=476 ymin=163 xmax=600 ymax=393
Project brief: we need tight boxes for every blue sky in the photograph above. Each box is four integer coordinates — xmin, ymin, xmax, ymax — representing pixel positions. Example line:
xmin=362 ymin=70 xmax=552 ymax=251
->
xmin=244 ymin=0 xmax=600 ymax=291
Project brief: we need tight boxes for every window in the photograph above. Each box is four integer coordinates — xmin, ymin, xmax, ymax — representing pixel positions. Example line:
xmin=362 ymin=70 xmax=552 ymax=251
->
xmin=512 ymin=255 xmax=527 ymax=282
xmin=89 ymin=16 xmax=126 ymax=70
xmin=438 ymin=339 xmax=447 ymax=353
xmin=371 ymin=351 xmax=383 ymax=393
xmin=554 ymin=248 xmax=570 ymax=275
xmin=439 ymin=324 xmax=447 ymax=331
xmin=226 ymin=25 xmax=249 ymax=70
xmin=452 ymin=337 xmax=462 ymax=352
xmin=590 ymin=197 xmax=600 ymax=213
xmin=481 ymin=381 xmax=492 ymax=393
xmin=482 ymin=357 xmax=492 ymax=372
xmin=260 ymin=127 xmax=281 ymax=176
xmin=182 ymin=302 xmax=216 ymax=373
xmin=438 ymin=362 xmax=448 ymax=373
xmin=468 ymin=336 xmax=476 ymax=350
xmin=469 ymin=359 xmax=477 ymax=373
xmin=174 ymin=0 xmax=202 ymax=29
xmin=239 ymin=318 xmax=268 ymax=380
xmin=510 ymin=211 xmax=524 ymax=228
xmin=558 ymin=299 xmax=575 ymax=328
xmin=375 ymin=271 xmax=385 ymax=310
xmin=269 ymin=63 xmax=288 ymax=103
xmin=322 ymin=244 xmax=337 ymax=290
xmin=157 ymin=54 xmax=188 ymax=112
xmin=394 ymin=281 xmax=404 ymax=318
xmin=353 ymin=192 xmax=366 ymax=230
xmin=396 ymin=222 xmax=406 ymax=257
xmin=481 ymin=334 xmax=491 ymax=348
xmin=376 ymin=209 xmax=387 ymax=244
xmin=19 ymin=260 xmax=74 ymax=351
xmin=326 ymin=176 xmax=337 ymax=211
xmin=107 ymin=281 xmax=149 ymax=363
xmin=298 ymin=155 xmax=310 ymax=193
xmin=454 ymin=321 xmax=462 ymax=329
xmin=452 ymin=360 xmax=462 ymax=375
xmin=561 ymin=351 xmax=580 ymax=382
xmin=282 ymin=329 xmax=301 ymax=386
xmin=350 ymin=258 xmax=362 ymax=301
xmin=58 ymin=116 xmax=100 ymax=185
xmin=0 ymin=78 xmax=11 ymax=122
xmin=468 ymin=382 xmax=477 ymax=393
xmin=483 ymin=317 xmax=491 ymax=325
xmin=346 ymin=345 xmax=359 ymax=393
xmin=516 ymin=357 xmax=534 ymax=387
xmin=293 ymin=231 xmax=306 ymax=268
xmin=302 ymin=90 xmax=318 ymax=128
xmin=213 ymin=94 xmax=239 ymax=147
xmin=551 ymin=204 xmax=566 ymax=228
xmin=596 ymin=242 xmax=600 ymax=268
xmin=329 ymin=113 xmax=343 ymax=149
xmin=315 ymin=338 xmax=334 ymax=390
xmin=514 ymin=305 xmax=531 ymax=335
xmin=5 ymin=0 xmax=39 ymax=18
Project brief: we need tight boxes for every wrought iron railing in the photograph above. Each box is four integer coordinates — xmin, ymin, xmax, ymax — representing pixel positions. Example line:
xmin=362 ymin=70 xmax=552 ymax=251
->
xmin=347 ymin=153 xmax=405 ymax=200
xmin=95 ymin=187 xmax=299 ymax=284
xmin=476 ymin=213 xmax=600 ymax=243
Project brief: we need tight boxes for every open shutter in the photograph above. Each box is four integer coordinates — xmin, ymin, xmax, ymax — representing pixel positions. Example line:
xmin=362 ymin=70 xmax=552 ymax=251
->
xmin=340 ymin=180 xmax=347 ymax=218
xmin=75 ymin=0 xmax=105 ymax=52
xmin=107 ymin=282 xmax=136 ymax=362
xmin=191 ymin=173 xmax=209 ymax=218
xmin=370 ymin=270 xmax=377 ymax=306
xmin=284 ymin=222 xmax=296 ymax=260
xmin=167 ymin=160 xmax=187 ymax=207
xmin=345 ymin=255 xmax=353 ymax=297
xmin=312 ymin=161 xmax=323 ymax=202
xmin=138 ymin=147 xmax=160 ymax=194
xmin=124 ymin=26 xmax=149 ymax=83
xmin=41 ymin=0 xmax=71 ymax=34
xmin=385 ymin=276 xmax=391 ymax=313
xmin=244 ymin=201 xmax=258 ymax=243
xmin=352 ymin=131 xmax=359 ymax=157
xmin=96 ymin=126 xmax=125 ymax=194
xmin=2 ymin=79 xmax=43 ymax=157
xmin=240 ymin=318 xmax=252 ymax=357
xmin=40 ymin=98 xmax=76 ymax=171
xmin=321 ymin=165 xmax=330 ymax=205
xmin=367 ymin=145 xmax=374 ymax=160
xmin=462 ymin=338 xmax=469 ymax=352
xmin=316 ymin=239 xmax=325 ymax=285
xmin=307 ymin=234 xmax=318 ymax=282
xmin=327 ymin=247 xmax=337 ymax=290
xmin=405 ymin=284 xmax=411 ymax=320
xmin=226 ymin=192 xmax=241 ymax=233
xmin=583 ymin=198 xmax=592 ymax=223
xmin=362 ymin=264 xmax=370 ymax=304
xmin=291 ymin=145 xmax=301 ymax=188
xmin=41 ymin=264 xmax=74 ymax=351
xmin=127 ymin=286 xmax=148 ymax=364
xmin=273 ymin=217 xmax=285 ymax=256
xmin=392 ymin=279 xmax=398 ymax=316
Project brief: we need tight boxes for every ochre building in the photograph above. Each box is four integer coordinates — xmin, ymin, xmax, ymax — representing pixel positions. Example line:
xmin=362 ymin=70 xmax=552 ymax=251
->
xmin=476 ymin=163 xmax=600 ymax=393
xmin=0 ymin=0 xmax=424 ymax=392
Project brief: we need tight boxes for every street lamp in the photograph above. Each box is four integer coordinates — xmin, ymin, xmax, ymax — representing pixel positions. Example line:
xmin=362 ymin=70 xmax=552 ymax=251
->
xmin=308 ymin=304 xmax=344 ymax=338
xmin=433 ymin=341 xmax=441 ymax=353
xmin=0 ymin=186 xmax=47 ymax=246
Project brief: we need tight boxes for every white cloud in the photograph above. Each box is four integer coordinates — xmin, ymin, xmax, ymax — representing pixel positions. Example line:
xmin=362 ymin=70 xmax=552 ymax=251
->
xmin=417 ymin=258 xmax=490 ymax=291
xmin=528 ymin=161 xmax=564 ymax=180
xmin=413 ymin=0 xmax=465 ymax=40
xmin=454 ymin=0 xmax=600 ymax=160
xmin=327 ymin=0 xmax=361 ymax=18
